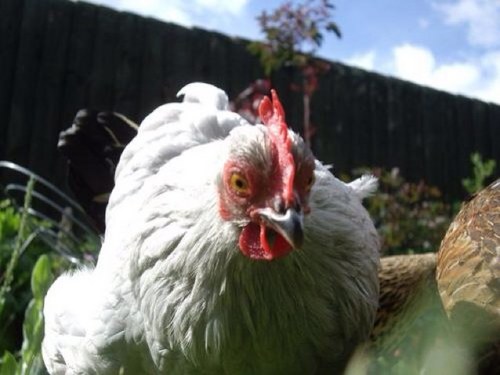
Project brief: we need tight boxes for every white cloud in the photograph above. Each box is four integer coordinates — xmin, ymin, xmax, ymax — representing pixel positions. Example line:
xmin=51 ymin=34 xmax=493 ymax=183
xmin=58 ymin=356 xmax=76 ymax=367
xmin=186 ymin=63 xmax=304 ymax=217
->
xmin=344 ymin=44 xmax=500 ymax=104
xmin=393 ymin=44 xmax=436 ymax=84
xmin=83 ymin=0 xmax=249 ymax=27
xmin=392 ymin=44 xmax=480 ymax=93
xmin=158 ymin=4 xmax=193 ymax=26
xmin=473 ymin=51 xmax=500 ymax=103
xmin=195 ymin=0 xmax=248 ymax=15
xmin=391 ymin=44 xmax=500 ymax=103
xmin=433 ymin=63 xmax=480 ymax=92
xmin=117 ymin=0 xmax=193 ymax=25
xmin=434 ymin=0 xmax=500 ymax=47
xmin=345 ymin=50 xmax=376 ymax=71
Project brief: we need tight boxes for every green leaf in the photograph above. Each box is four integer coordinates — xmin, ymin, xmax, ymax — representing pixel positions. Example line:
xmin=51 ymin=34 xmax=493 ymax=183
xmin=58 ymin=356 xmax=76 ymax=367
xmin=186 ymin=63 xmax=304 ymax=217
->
xmin=20 ymin=300 xmax=44 ymax=374
xmin=312 ymin=32 xmax=323 ymax=47
xmin=31 ymin=255 xmax=53 ymax=300
xmin=20 ymin=356 xmax=45 ymax=375
xmin=462 ymin=152 xmax=497 ymax=194
xmin=0 ymin=296 xmax=5 ymax=318
xmin=0 ymin=351 xmax=18 ymax=375
xmin=326 ymin=22 xmax=342 ymax=38
xmin=22 ymin=300 xmax=38 ymax=350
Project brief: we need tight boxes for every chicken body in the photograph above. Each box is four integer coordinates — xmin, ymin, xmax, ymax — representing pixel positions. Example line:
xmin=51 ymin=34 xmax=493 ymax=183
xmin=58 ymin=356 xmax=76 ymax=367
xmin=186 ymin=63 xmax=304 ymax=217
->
xmin=436 ymin=178 xmax=500 ymax=374
xmin=43 ymin=83 xmax=380 ymax=374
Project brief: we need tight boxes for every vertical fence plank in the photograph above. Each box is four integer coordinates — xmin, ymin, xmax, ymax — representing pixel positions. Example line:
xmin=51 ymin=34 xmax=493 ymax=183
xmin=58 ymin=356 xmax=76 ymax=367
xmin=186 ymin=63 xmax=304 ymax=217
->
xmin=190 ymin=28 xmax=213 ymax=83
xmin=138 ymin=17 xmax=166 ymax=120
xmin=487 ymin=104 xmax=500 ymax=168
xmin=472 ymin=100 xmax=491 ymax=158
xmin=309 ymin=65 xmax=334 ymax=162
xmin=325 ymin=63 xmax=353 ymax=172
xmin=224 ymin=38 xmax=262 ymax=99
xmin=386 ymin=80 xmax=406 ymax=171
xmin=441 ymin=93 xmax=457 ymax=197
xmin=442 ymin=93 xmax=455 ymax=192
xmin=206 ymin=32 xmax=231 ymax=91
xmin=162 ymin=22 xmax=195 ymax=102
xmin=454 ymin=96 xmax=475 ymax=184
xmin=310 ymin=68 xmax=327 ymax=160
xmin=369 ymin=73 xmax=389 ymax=169
xmin=60 ymin=0 xmax=98 ymax=126
xmin=0 ymin=0 xmax=25 ymax=160
xmin=5 ymin=0 xmax=49 ymax=168
xmin=113 ymin=11 xmax=144 ymax=121
xmin=401 ymin=83 xmax=425 ymax=181
xmin=29 ymin=0 xmax=73 ymax=179
xmin=88 ymin=5 xmax=120 ymax=109
xmin=420 ymin=90 xmax=432 ymax=185
xmin=423 ymin=90 xmax=448 ymax=190
xmin=349 ymin=68 xmax=372 ymax=168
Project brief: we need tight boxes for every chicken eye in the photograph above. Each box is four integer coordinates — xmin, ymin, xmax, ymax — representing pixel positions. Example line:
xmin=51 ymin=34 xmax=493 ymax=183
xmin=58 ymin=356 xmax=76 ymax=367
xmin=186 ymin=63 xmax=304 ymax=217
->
xmin=230 ymin=173 xmax=250 ymax=196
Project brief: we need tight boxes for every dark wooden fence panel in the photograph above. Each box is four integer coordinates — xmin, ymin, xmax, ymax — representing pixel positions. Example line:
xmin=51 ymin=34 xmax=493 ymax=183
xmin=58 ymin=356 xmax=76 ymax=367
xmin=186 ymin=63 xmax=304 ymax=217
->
xmin=1 ymin=0 xmax=499 ymax=201
xmin=0 ymin=0 xmax=26 ymax=161
xmin=139 ymin=18 xmax=165 ymax=118
xmin=29 ymin=0 xmax=74 ymax=181
xmin=5 ymin=0 xmax=49 ymax=168
xmin=112 ymin=11 xmax=144 ymax=120
xmin=489 ymin=105 xmax=500 ymax=166
xmin=59 ymin=1 xmax=97 ymax=124
xmin=368 ymin=75 xmax=390 ymax=170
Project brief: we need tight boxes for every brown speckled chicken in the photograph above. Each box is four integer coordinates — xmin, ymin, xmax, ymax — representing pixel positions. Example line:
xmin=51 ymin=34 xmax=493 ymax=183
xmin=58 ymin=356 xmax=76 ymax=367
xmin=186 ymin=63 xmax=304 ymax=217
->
xmin=368 ymin=180 xmax=499 ymax=373
xmin=436 ymin=178 xmax=500 ymax=374
xmin=371 ymin=253 xmax=441 ymax=353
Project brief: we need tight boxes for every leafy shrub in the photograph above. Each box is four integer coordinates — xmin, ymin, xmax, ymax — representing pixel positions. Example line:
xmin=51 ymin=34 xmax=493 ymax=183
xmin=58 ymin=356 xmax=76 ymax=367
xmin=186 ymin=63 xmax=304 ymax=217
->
xmin=345 ymin=167 xmax=454 ymax=255
xmin=0 ymin=198 xmax=74 ymax=372
xmin=0 ymin=198 xmax=55 ymax=355
xmin=462 ymin=152 xmax=496 ymax=195
xmin=0 ymin=255 xmax=53 ymax=374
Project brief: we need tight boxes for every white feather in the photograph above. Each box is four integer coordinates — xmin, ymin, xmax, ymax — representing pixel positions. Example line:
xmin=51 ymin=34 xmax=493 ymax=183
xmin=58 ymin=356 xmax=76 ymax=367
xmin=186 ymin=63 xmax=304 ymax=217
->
xmin=177 ymin=82 xmax=229 ymax=110
xmin=348 ymin=174 xmax=378 ymax=200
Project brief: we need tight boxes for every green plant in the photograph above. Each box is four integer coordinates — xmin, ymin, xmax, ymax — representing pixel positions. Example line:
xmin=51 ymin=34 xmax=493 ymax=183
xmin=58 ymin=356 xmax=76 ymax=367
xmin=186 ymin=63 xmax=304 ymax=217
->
xmin=0 ymin=255 xmax=54 ymax=374
xmin=0 ymin=193 xmax=57 ymax=354
xmin=346 ymin=167 xmax=454 ymax=255
xmin=249 ymin=0 xmax=340 ymax=75
xmin=249 ymin=0 xmax=341 ymax=146
xmin=0 ymin=179 xmax=35 ymax=317
xmin=462 ymin=152 xmax=496 ymax=195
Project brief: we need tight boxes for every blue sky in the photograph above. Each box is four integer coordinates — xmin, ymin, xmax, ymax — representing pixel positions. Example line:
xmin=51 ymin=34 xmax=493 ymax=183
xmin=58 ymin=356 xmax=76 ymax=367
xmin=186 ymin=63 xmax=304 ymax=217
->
xmin=78 ymin=0 xmax=500 ymax=104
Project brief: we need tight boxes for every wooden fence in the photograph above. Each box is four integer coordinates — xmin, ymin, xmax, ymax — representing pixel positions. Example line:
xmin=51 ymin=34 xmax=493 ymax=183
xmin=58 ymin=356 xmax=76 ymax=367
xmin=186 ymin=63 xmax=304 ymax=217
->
xmin=1 ymin=0 xmax=499 ymax=200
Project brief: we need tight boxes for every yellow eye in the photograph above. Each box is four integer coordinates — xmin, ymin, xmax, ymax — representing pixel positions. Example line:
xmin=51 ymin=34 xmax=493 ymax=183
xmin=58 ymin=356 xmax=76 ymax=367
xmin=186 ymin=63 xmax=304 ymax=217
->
xmin=230 ymin=173 xmax=251 ymax=196
xmin=305 ymin=174 xmax=315 ymax=192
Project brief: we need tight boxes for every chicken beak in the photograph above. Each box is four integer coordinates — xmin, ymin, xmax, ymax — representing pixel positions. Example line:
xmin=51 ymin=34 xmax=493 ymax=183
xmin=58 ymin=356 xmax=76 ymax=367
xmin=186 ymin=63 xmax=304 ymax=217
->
xmin=257 ymin=207 xmax=304 ymax=249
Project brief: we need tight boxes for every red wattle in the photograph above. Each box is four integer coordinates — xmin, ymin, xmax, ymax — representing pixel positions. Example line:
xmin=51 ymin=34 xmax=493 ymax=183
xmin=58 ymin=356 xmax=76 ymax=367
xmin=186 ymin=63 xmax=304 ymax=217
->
xmin=239 ymin=222 xmax=292 ymax=261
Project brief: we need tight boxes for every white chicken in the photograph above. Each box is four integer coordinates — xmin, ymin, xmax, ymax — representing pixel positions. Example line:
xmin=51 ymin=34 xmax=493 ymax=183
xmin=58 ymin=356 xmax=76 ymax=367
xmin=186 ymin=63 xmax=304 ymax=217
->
xmin=42 ymin=83 xmax=380 ymax=374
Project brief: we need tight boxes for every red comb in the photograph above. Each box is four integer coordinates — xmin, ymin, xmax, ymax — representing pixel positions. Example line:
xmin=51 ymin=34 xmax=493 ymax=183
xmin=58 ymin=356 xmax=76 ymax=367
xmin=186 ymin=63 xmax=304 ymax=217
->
xmin=258 ymin=90 xmax=295 ymax=206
